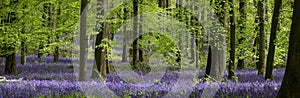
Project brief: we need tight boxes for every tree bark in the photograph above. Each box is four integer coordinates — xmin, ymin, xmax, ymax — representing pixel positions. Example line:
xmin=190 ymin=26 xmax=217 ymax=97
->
xmin=277 ymin=0 xmax=300 ymax=97
xmin=253 ymin=0 xmax=260 ymax=69
xmin=4 ymin=0 xmax=18 ymax=75
xmin=122 ymin=5 xmax=128 ymax=62
xmin=257 ymin=0 xmax=266 ymax=75
xmin=138 ymin=0 xmax=143 ymax=62
xmin=228 ymin=0 xmax=236 ymax=79
xmin=38 ymin=44 xmax=43 ymax=58
xmin=79 ymin=0 xmax=88 ymax=81
xmin=205 ymin=0 xmax=227 ymax=81
xmin=205 ymin=46 xmax=211 ymax=78
xmin=21 ymin=27 xmax=26 ymax=65
xmin=237 ymin=0 xmax=246 ymax=69
xmin=5 ymin=51 xmax=16 ymax=75
xmin=265 ymin=0 xmax=282 ymax=80
xmin=92 ymin=0 xmax=103 ymax=78
xmin=54 ymin=4 xmax=60 ymax=63
xmin=189 ymin=0 xmax=196 ymax=64
xmin=94 ymin=0 xmax=109 ymax=78
xmin=177 ymin=0 xmax=183 ymax=51
xmin=132 ymin=0 xmax=138 ymax=66
xmin=54 ymin=36 xmax=59 ymax=62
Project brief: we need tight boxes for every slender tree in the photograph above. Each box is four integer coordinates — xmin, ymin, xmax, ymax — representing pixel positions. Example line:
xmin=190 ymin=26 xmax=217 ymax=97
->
xmin=277 ymin=0 xmax=300 ymax=97
xmin=257 ymin=0 xmax=266 ymax=75
xmin=237 ymin=0 xmax=246 ymax=69
xmin=95 ymin=0 xmax=109 ymax=78
xmin=132 ymin=0 xmax=139 ymax=66
xmin=21 ymin=23 xmax=26 ymax=65
xmin=122 ymin=4 xmax=129 ymax=62
xmin=54 ymin=3 xmax=61 ymax=63
xmin=253 ymin=0 xmax=260 ymax=70
xmin=177 ymin=0 xmax=183 ymax=51
xmin=228 ymin=0 xmax=236 ymax=79
xmin=205 ymin=46 xmax=211 ymax=78
xmin=138 ymin=0 xmax=144 ymax=62
xmin=4 ymin=0 xmax=18 ymax=75
xmin=79 ymin=0 xmax=88 ymax=81
xmin=92 ymin=0 xmax=105 ymax=78
xmin=189 ymin=0 xmax=196 ymax=64
xmin=20 ymin=2 xmax=27 ymax=65
xmin=265 ymin=0 xmax=282 ymax=80
xmin=205 ymin=0 xmax=227 ymax=80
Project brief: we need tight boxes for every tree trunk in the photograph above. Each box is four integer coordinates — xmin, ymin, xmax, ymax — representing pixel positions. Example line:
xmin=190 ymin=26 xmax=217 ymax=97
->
xmin=122 ymin=6 xmax=128 ymax=62
xmin=92 ymin=0 xmax=103 ymax=78
xmin=54 ymin=36 xmax=59 ymax=62
xmin=21 ymin=29 xmax=26 ymax=65
xmin=265 ymin=0 xmax=282 ymax=80
xmin=190 ymin=1 xmax=195 ymax=64
xmin=228 ymin=0 xmax=236 ymax=79
xmin=205 ymin=46 xmax=211 ymax=78
xmin=253 ymin=0 xmax=259 ymax=70
xmin=79 ymin=0 xmax=88 ymax=81
xmin=277 ymin=0 xmax=300 ymax=97
xmin=38 ymin=44 xmax=43 ymax=58
xmin=21 ymin=3 xmax=26 ymax=65
xmin=4 ymin=0 xmax=18 ymax=75
xmin=54 ymin=5 xmax=60 ymax=63
xmin=0 ymin=57 xmax=3 ymax=66
xmin=138 ymin=6 xmax=143 ymax=62
xmin=205 ymin=0 xmax=227 ymax=81
xmin=177 ymin=0 xmax=183 ymax=51
xmin=47 ymin=3 xmax=54 ymax=57
xmin=257 ymin=0 xmax=266 ymax=75
xmin=94 ymin=0 xmax=109 ymax=78
xmin=5 ymin=51 xmax=16 ymax=75
xmin=237 ymin=0 xmax=246 ymax=69
xmin=132 ymin=0 xmax=138 ymax=66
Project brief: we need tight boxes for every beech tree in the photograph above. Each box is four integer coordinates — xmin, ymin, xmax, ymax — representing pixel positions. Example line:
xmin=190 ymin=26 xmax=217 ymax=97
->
xmin=277 ymin=0 xmax=300 ymax=97
xmin=257 ymin=0 xmax=266 ymax=75
xmin=228 ymin=0 xmax=236 ymax=79
xmin=79 ymin=0 xmax=88 ymax=81
xmin=265 ymin=0 xmax=282 ymax=80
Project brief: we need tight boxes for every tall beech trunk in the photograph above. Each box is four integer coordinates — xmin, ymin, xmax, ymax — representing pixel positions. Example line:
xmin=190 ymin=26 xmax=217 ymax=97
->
xmin=21 ymin=26 xmax=26 ymax=65
xmin=205 ymin=0 xmax=227 ymax=81
xmin=132 ymin=0 xmax=138 ymax=66
xmin=177 ymin=0 xmax=183 ymax=51
xmin=257 ymin=0 xmax=266 ymax=75
xmin=92 ymin=0 xmax=103 ymax=78
xmin=95 ymin=0 xmax=109 ymax=78
xmin=253 ymin=0 xmax=260 ymax=70
xmin=277 ymin=0 xmax=300 ymax=97
xmin=79 ymin=0 xmax=88 ymax=81
xmin=189 ymin=0 xmax=196 ymax=64
xmin=205 ymin=46 xmax=211 ymax=78
xmin=237 ymin=0 xmax=246 ymax=69
xmin=4 ymin=0 xmax=18 ymax=75
xmin=38 ymin=44 xmax=43 ymax=58
xmin=54 ymin=36 xmax=59 ymax=62
xmin=54 ymin=5 xmax=61 ymax=63
xmin=122 ymin=6 xmax=128 ymax=62
xmin=265 ymin=0 xmax=282 ymax=80
xmin=138 ymin=0 xmax=143 ymax=62
xmin=5 ymin=51 xmax=16 ymax=75
xmin=228 ymin=0 xmax=236 ymax=79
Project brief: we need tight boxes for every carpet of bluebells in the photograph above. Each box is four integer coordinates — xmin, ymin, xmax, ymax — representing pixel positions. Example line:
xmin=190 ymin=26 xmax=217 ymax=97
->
xmin=0 ymin=56 xmax=283 ymax=98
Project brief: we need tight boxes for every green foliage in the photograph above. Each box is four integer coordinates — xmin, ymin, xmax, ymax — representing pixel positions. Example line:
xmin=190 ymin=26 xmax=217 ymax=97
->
xmin=0 ymin=0 xmax=292 ymax=72
xmin=0 ymin=0 xmax=80 ymax=57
